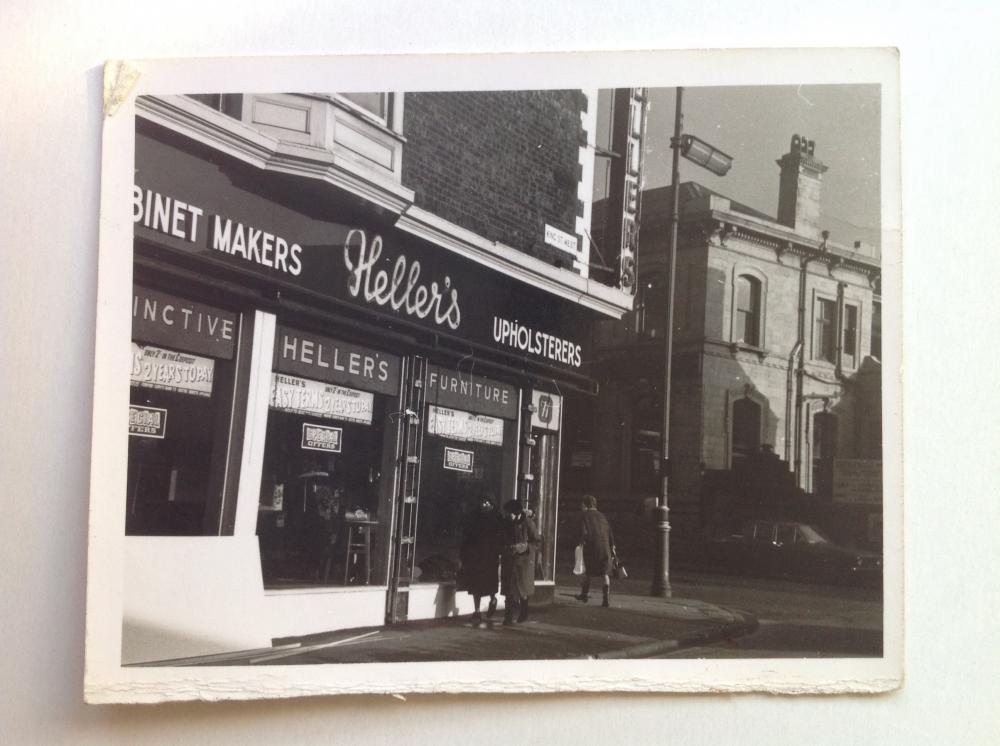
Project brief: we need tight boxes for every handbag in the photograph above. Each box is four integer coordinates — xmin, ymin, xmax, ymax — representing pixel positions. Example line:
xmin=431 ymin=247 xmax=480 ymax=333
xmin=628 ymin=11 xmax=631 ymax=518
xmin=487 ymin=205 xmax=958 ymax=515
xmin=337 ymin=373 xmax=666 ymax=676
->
xmin=611 ymin=554 xmax=627 ymax=580
xmin=572 ymin=544 xmax=585 ymax=575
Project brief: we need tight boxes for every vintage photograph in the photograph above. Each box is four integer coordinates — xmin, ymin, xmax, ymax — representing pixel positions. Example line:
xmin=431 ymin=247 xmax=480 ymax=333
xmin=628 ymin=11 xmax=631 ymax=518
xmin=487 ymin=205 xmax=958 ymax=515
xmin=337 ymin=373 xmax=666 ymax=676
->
xmin=87 ymin=51 xmax=901 ymax=699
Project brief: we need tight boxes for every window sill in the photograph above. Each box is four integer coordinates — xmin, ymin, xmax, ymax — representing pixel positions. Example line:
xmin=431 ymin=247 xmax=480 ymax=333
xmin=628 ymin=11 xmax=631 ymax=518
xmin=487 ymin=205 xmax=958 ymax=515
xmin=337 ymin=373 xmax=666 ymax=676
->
xmin=730 ymin=341 xmax=769 ymax=360
xmin=263 ymin=585 xmax=388 ymax=596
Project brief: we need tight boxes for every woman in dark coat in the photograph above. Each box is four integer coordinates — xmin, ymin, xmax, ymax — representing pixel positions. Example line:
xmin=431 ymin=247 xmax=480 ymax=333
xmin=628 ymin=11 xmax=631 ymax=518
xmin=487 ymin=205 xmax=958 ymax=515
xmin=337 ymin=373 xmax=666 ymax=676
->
xmin=500 ymin=499 xmax=541 ymax=624
xmin=460 ymin=497 xmax=502 ymax=622
xmin=576 ymin=494 xmax=616 ymax=607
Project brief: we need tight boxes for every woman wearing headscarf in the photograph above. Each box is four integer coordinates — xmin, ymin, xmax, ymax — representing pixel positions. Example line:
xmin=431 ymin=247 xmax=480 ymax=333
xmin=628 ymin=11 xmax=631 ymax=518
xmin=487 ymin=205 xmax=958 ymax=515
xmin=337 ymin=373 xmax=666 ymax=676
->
xmin=500 ymin=499 xmax=541 ymax=625
xmin=576 ymin=494 xmax=616 ymax=607
xmin=459 ymin=496 xmax=502 ymax=622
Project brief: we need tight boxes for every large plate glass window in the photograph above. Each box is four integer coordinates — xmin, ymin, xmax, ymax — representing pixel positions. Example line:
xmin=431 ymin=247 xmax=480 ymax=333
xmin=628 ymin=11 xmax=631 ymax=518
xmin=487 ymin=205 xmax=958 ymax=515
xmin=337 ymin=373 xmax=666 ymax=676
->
xmin=413 ymin=366 xmax=519 ymax=584
xmin=256 ymin=327 xmax=401 ymax=589
xmin=127 ymin=286 xmax=241 ymax=535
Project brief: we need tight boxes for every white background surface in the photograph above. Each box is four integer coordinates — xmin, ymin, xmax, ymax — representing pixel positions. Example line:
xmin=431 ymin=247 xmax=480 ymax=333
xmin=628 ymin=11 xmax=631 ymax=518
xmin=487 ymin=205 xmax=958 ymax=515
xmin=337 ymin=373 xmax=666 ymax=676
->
xmin=1 ymin=1 xmax=997 ymax=743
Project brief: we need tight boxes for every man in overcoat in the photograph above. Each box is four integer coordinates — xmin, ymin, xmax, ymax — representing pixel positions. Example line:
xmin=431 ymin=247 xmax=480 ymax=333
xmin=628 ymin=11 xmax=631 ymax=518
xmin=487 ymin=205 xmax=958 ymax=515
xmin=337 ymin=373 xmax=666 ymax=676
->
xmin=500 ymin=499 xmax=541 ymax=624
xmin=576 ymin=494 xmax=616 ymax=607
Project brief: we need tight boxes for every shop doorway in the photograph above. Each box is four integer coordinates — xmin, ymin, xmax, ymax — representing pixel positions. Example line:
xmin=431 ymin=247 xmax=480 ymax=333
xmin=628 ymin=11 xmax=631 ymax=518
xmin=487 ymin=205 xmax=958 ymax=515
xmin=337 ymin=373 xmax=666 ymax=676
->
xmin=412 ymin=410 xmax=517 ymax=584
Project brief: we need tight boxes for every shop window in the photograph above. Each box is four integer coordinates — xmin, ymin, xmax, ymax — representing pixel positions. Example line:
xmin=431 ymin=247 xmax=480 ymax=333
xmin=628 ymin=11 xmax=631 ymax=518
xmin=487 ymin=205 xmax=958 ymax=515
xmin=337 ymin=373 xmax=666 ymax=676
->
xmin=734 ymin=274 xmax=762 ymax=347
xmin=533 ymin=432 xmax=560 ymax=582
xmin=842 ymin=303 xmax=859 ymax=369
xmin=528 ymin=390 xmax=564 ymax=583
xmin=127 ymin=287 xmax=241 ymax=536
xmin=255 ymin=327 xmax=402 ymax=589
xmin=812 ymin=411 xmax=838 ymax=499
xmin=413 ymin=367 xmax=519 ymax=584
xmin=814 ymin=297 xmax=837 ymax=362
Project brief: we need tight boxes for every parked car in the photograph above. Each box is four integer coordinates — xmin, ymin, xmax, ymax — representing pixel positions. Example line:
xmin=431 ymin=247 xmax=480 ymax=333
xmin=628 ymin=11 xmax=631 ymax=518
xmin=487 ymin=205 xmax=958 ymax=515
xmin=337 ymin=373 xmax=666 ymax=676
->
xmin=705 ymin=520 xmax=882 ymax=586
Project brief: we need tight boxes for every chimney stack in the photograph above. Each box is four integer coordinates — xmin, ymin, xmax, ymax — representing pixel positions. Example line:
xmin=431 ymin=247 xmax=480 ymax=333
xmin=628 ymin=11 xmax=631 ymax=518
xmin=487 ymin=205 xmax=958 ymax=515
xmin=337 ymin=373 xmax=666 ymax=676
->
xmin=777 ymin=134 xmax=828 ymax=240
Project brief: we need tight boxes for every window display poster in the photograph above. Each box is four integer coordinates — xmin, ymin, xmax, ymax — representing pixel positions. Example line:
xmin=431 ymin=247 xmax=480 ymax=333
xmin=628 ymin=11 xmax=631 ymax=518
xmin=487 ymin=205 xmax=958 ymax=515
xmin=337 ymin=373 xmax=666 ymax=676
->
xmin=270 ymin=373 xmax=374 ymax=425
xmin=443 ymin=446 xmax=474 ymax=472
xmin=427 ymin=405 xmax=503 ymax=446
xmin=131 ymin=342 xmax=215 ymax=397
xmin=301 ymin=423 xmax=343 ymax=453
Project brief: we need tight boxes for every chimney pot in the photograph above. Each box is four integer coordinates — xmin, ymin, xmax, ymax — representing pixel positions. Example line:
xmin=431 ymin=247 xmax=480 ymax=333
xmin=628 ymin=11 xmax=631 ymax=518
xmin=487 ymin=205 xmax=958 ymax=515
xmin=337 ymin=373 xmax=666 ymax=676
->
xmin=777 ymin=135 xmax=827 ymax=239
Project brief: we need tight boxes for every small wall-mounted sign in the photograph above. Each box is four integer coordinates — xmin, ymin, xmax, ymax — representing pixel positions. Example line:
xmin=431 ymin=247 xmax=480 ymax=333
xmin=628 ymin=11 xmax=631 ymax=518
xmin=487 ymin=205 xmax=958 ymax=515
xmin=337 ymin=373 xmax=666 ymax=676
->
xmin=301 ymin=423 xmax=343 ymax=453
xmin=129 ymin=405 xmax=167 ymax=438
xmin=443 ymin=447 xmax=474 ymax=473
xmin=531 ymin=390 xmax=562 ymax=431
xmin=544 ymin=224 xmax=579 ymax=255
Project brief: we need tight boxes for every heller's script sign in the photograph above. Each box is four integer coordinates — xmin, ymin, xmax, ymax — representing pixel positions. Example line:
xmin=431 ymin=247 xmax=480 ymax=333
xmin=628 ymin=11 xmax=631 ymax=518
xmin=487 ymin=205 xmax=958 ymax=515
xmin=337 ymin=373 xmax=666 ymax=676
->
xmin=270 ymin=373 xmax=374 ymax=425
xmin=128 ymin=405 xmax=167 ymax=438
xmin=343 ymin=228 xmax=461 ymax=330
xmin=427 ymin=405 xmax=504 ymax=446
xmin=301 ymin=423 xmax=343 ymax=453
xmin=131 ymin=343 xmax=215 ymax=397
xmin=833 ymin=459 xmax=883 ymax=505
xmin=443 ymin=447 xmax=474 ymax=473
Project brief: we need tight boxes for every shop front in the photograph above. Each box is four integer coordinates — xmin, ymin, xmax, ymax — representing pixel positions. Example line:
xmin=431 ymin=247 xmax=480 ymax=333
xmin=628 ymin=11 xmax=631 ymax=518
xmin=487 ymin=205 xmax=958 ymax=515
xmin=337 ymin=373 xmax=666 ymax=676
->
xmin=124 ymin=120 xmax=598 ymax=661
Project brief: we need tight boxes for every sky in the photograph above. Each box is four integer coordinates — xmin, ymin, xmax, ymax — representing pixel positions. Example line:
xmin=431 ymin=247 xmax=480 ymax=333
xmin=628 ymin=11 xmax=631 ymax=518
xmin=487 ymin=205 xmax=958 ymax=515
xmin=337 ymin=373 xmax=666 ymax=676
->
xmin=599 ymin=85 xmax=882 ymax=247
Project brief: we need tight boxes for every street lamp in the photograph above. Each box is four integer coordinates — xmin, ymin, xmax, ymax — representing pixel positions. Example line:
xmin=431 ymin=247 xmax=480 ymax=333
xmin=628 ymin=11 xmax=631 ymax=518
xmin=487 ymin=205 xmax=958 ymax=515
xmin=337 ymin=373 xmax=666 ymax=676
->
xmin=680 ymin=134 xmax=734 ymax=177
xmin=651 ymin=88 xmax=733 ymax=598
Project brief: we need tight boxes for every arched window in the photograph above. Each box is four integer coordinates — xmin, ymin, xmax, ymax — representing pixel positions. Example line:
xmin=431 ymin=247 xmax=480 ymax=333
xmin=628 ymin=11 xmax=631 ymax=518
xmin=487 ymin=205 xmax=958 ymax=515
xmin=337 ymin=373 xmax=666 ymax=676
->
xmin=732 ymin=397 xmax=761 ymax=467
xmin=735 ymin=274 xmax=762 ymax=347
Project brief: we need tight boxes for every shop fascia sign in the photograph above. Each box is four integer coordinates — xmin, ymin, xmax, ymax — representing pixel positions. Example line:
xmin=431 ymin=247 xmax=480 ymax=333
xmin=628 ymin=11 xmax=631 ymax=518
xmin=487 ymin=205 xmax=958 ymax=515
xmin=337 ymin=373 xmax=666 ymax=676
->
xmin=133 ymin=182 xmax=588 ymax=371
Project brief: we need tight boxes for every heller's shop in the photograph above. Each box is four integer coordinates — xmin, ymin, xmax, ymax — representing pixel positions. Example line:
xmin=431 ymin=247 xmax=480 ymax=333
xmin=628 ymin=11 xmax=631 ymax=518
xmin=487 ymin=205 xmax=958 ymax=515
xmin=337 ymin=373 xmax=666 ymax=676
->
xmin=124 ymin=120 xmax=599 ymax=663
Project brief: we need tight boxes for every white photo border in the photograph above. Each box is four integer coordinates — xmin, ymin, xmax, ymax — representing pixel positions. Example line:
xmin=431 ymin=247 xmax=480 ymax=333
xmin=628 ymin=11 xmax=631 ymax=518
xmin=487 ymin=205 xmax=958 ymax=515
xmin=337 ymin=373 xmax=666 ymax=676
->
xmin=87 ymin=48 xmax=902 ymax=703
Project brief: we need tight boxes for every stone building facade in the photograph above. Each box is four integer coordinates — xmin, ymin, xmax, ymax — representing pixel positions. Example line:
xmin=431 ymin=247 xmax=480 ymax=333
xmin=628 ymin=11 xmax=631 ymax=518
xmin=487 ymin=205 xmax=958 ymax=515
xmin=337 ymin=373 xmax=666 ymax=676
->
xmin=573 ymin=135 xmax=882 ymax=545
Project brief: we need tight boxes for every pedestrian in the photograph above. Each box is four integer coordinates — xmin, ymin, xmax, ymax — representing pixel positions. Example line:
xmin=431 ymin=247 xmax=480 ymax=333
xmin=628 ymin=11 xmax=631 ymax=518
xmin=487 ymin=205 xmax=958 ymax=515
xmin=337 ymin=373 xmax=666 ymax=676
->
xmin=459 ymin=496 xmax=502 ymax=623
xmin=575 ymin=494 xmax=616 ymax=607
xmin=500 ymin=499 xmax=540 ymax=625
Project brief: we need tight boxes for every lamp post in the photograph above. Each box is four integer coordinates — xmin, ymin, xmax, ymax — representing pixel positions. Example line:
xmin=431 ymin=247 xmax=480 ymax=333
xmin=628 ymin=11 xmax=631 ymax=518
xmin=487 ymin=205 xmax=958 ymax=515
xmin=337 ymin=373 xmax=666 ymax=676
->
xmin=651 ymin=87 xmax=733 ymax=598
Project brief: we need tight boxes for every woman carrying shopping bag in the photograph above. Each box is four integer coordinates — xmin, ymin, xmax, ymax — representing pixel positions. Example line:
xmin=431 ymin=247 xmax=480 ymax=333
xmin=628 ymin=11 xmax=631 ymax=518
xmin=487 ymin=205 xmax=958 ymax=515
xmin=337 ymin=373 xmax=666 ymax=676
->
xmin=575 ymin=494 xmax=616 ymax=607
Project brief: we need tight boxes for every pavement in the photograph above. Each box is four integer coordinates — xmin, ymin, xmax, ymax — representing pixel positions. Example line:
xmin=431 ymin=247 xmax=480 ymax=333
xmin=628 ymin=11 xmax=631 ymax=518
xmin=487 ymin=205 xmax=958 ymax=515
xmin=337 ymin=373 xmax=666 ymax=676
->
xmin=170 ymin=585 xmax=757 ymax=666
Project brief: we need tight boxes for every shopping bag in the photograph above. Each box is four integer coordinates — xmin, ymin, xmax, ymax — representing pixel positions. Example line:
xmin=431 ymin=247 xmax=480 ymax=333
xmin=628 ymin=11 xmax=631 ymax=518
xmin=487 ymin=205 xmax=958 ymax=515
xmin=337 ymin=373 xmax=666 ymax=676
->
xmin=573 ymin=544 xmax=585 ymax=575
xmin=612 ymin=555 xmax=628 ymax=580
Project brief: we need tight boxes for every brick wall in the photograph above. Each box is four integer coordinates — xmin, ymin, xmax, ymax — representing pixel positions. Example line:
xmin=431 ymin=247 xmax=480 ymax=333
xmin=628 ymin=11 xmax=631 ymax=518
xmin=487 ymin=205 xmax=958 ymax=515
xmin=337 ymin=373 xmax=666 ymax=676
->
xmin=402 ymin=90 xmax=586 ymax=266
